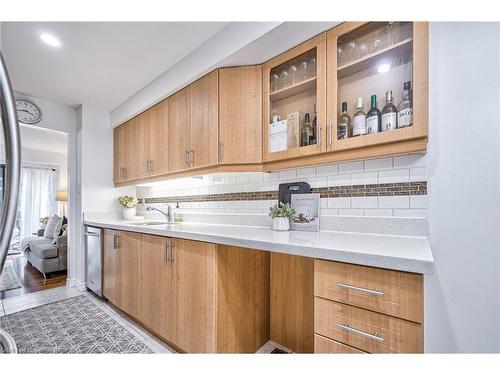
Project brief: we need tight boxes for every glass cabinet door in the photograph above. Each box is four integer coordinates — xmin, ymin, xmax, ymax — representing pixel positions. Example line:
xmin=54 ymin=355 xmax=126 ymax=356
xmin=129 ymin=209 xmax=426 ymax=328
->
xmin=327 ymin=22 xmax=428 ymax=152
xmin=263 ymin=33 xmax=327 ymax=163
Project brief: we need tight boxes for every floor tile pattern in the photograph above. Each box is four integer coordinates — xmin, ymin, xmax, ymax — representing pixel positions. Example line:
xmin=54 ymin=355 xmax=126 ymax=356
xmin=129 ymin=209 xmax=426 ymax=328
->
xmin=0 ymin=294 xmax=155 ymax=353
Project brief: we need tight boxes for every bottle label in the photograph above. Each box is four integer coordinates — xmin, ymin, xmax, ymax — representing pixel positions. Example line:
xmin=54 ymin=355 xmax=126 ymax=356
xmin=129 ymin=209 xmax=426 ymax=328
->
xmin=366 ymin=116 xmax=379 ymax=134
xmin=352 ymin=115 xmax=366 ymax=136
xmin=382 ymin=112 xmax=397 ymax=131
xmin=337 ymin=121 xmax=348 ymax=140
xmin=398 ymin=109 xmax=413 ymax=128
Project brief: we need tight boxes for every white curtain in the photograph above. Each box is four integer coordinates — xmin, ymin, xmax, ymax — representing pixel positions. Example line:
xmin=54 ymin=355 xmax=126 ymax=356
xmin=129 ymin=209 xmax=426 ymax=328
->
xmin=18 ymin=166 xmax=59 ymax=238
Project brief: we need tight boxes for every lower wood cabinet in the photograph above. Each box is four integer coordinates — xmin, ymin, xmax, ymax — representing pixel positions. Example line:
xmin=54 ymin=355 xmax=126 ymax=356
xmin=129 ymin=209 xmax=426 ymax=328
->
xmin=103 ymin=230 xmax=269 ymax=353
xmin=115 ymin=231 xmax=141 ymax=319
xmin=102 ymin=230 xmax=425 ymax=354
xmin=313 ymin=259 xmax=424 ymax=353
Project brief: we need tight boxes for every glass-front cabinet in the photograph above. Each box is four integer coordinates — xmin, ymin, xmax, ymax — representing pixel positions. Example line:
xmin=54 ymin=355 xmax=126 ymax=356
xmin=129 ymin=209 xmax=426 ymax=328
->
xmin=326 ymin=22 xmax=428 ymax=152
xmin=262 ymin=33 xmax=327 ymax=162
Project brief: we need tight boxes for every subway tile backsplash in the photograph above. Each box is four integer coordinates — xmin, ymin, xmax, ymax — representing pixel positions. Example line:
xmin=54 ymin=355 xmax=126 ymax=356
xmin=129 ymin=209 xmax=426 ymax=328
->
xmin=137 ymin=154 xmax=428 ymax=219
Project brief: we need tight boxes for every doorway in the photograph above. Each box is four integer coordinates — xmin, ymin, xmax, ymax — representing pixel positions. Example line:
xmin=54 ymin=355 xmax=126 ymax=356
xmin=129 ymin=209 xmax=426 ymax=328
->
xmin=0 ymin=125 xmax=69 ymax=299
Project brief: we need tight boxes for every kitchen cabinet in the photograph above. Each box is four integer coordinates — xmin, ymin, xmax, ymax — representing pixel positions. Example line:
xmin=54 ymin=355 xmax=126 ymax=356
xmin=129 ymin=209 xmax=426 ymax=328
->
xmin=113 ymin=117 xmax=139 ymax=183
xmin=219 ymin=66 xmax=262 ymax=165
xmin=262 ymin=33 xmax=327 ymax=165
xmin=114 ymin=231 xmax=141 ymax=319
xmin=168 ymin=86 xmax=191 ymax=172
xmin=190 ymin=70 xmax=219 ymax=169
xmin=270 ymin=252 xmax=314 ymax=353
xmin=137 ymin=100 xmax=169 ymax=178
xmin=169 ymin=238 xmax=217 ymax=353
xmin=313 ymin=259 xmax=423 ymax=353
xmin=114 ymin=66 xmax=262 ymax=186
xmin=326 ymin=22 xmax=428 ymax=155
xmin=111 ymin=232 xmax=269 ymax=353
xmin=139 ymin=234 xmax=171 ymax=338
xmin=102 ymin=229 xmax=118 ymax=304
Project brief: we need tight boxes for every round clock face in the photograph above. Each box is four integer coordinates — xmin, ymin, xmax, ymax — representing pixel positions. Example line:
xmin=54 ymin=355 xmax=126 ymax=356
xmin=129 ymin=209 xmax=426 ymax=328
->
xmin=16 ymin=99 xmax=43 ymax=124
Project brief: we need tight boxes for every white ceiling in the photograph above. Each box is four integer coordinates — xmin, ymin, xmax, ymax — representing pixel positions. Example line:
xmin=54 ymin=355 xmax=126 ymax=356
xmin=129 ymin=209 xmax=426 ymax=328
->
xmin=0 ymin=124 xmax=68 ymax=154
xmin=1 ymin=22 xmax=229 ymax=110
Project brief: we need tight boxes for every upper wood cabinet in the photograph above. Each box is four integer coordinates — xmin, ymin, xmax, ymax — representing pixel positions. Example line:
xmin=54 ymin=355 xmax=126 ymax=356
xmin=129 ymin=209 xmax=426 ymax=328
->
xmin=113 ymin=117 xmax=139 ymax=183
xmin=326 ymin=22 xmax=428 ymax=154
xmin=168 ymin=86 xmax=192 ymax=172
xmin=114 ymin=66 xmax=262 ymax=185
xmin=219 ymin=66 xmax=262 ymax=165
xmin=190 ymin=70 xmax=219 ymax=168
xmin=262 ymin=33 xmax=327 ymax=163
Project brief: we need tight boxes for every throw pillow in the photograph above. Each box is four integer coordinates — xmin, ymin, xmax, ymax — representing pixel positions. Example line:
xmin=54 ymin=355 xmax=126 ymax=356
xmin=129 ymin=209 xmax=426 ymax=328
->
xmin=43 ymin=215 xmax=62 ymax=239
xmin=53 ymin=216 xmax=63 ymax=242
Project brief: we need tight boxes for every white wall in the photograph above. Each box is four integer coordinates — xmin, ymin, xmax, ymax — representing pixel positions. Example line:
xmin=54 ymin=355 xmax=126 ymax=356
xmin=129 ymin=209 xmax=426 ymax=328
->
xmin=75 ymin=103 xmax=134 ymax=285
xmin=425 ymin=22 xmax=500 ymax=353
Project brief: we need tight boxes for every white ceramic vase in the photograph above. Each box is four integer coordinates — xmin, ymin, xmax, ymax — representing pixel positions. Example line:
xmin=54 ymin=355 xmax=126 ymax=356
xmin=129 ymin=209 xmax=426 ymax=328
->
xmin=123 ymin=206 xmax=136 ymax=221
xmin=272 ymin=217 xmax=290 ymax=231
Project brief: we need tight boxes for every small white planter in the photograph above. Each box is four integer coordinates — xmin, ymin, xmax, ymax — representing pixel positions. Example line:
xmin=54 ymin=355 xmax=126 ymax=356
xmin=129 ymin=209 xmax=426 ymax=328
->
xmin=272 ymin=217 xmax=290 ymax=231
xmin=123 ymin=207 xmax=137 ymax=221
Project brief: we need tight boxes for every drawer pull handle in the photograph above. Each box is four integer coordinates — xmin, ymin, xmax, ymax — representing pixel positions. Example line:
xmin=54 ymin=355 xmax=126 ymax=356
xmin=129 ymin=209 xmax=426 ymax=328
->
xmin=337 ymin=282 xmax=384 ymax=296
xmin=337 ymin=323 xmax=384 ymax=342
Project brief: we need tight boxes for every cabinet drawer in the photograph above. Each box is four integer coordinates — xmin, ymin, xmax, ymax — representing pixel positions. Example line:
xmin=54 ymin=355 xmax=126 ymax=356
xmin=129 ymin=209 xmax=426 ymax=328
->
xmin=314 ymin=298 xmax=423 ymax=353
xmin=314 ymin=334 xmax=365 ymax=353
xmin=314 ymin=259 xmax=423 ymax=323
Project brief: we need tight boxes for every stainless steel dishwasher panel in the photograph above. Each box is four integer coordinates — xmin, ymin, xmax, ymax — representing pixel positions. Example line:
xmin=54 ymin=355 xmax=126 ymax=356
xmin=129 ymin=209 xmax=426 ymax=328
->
xmin=85 ymin=226 xmax=103 ymax=297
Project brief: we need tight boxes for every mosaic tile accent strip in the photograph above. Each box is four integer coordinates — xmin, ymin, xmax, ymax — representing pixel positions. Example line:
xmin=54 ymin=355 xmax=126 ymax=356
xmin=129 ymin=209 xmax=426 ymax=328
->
xmin=0 ymin=294 xmax=155 ymax=354
xmin=143 ymin=181 xmax=427 ymax=204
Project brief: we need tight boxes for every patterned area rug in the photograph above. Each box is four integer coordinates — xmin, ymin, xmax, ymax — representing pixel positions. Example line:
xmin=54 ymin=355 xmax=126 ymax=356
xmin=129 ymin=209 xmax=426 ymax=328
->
xmin=0 ymin=260 xmax=22 ymax=292
xmin=0 ymin=294 xmax=155 ymax=353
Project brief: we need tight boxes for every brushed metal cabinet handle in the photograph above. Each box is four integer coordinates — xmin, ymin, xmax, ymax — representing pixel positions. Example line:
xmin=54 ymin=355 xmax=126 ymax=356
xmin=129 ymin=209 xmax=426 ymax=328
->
xmin=329 ymin=122 xmax=333 ymax=145
xmin=169 ymin=241 xmax=175 ymax=263
xmin=336 ymin=323 xmax=384 ymax=342
xmin=337 ymin=282 xmax=384 ymax=296
xmin=165 ymin=242 xmax=170 ymax=264
xmin=185 ymin=149 xmax=190 ymax=167
xmin=189 ymin=149 xmax=193 ymax=167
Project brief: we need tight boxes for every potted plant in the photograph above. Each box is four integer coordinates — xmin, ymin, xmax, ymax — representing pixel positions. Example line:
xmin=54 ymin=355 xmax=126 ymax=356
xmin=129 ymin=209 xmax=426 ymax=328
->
xmin=118 ymin=196 xmax=139 ymax=220
xmin=269 ymin=202 xmax=296 ymax=231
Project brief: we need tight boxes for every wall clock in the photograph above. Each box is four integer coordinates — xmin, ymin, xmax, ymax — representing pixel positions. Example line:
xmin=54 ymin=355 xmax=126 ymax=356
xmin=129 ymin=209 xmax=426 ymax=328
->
xmin=15 ymin=98 xmax=43 ymax=124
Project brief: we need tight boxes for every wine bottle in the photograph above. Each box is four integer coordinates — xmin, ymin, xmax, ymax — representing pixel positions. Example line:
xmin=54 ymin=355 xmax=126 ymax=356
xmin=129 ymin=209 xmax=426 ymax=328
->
xmin=352 ymin=97 xmax=366 ymax=137
xmin=397 ymin=81 xmax=413 ymax=128
xmin=310 ymin=104 xmax=318 ymax=145
xmin=301 ymin=113 xmax=313 ymax=146
xmin=337 ymin=101 xmax=351 ymax=140
xmin=366 ymin=95 xmax=381 ymax=134
xmin=381 ymin=90 xmax=397 ymax=131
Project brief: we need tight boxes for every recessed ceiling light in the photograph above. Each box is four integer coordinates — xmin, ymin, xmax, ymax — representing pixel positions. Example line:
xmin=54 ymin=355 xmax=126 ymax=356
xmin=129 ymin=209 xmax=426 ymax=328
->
xmin=377 ymin=63 xmax=391 ymax=74
xmin=40 ymin=32 xmax=61 ymax=48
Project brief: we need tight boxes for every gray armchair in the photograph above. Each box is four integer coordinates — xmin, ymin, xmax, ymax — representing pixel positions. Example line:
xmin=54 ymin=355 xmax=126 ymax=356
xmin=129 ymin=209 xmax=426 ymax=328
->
xmin=22 ymin=230 xmax=67 ymax=281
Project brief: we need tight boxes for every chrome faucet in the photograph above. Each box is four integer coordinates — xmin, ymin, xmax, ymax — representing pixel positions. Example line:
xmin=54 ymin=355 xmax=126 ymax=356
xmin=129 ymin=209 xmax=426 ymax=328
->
xmin=146 ymin=206 xmax=172 ymax=223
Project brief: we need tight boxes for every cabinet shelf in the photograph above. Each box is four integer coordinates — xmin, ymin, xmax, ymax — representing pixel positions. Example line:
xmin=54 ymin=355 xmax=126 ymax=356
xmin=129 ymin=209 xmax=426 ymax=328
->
xmin=337 ymin=37 xmax=413 ymax=79
xmin=270 ymin=76 xmax=317 ymax=102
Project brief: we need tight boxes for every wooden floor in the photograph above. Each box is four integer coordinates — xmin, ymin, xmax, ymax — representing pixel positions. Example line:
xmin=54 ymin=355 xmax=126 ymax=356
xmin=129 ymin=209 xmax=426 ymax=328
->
xmin=0 ymin=254 xmax=67 ymax=300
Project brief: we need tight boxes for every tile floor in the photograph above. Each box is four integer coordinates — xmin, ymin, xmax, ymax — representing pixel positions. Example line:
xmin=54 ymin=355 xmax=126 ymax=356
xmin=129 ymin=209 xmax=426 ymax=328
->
xmin=0 ymin=286 xmax=288 ymax=354
xmin=0 ymin=286 xmax=174 ymax=353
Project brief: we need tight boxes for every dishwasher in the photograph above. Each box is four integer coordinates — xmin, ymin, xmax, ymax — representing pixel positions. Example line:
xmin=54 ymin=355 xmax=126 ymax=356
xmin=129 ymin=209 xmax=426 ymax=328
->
xmin=85 ymin=226 xmax=103 ymax=297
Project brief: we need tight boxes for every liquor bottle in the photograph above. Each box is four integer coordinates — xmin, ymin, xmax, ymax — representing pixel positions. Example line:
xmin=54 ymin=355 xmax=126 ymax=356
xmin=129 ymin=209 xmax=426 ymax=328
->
xmin=352 ymin=97 xmax=366 ymax=137
xmin=337 ymin=101 xmax=351 ymax=140
xmin=381 ymin=90 xmax=398 ymax=131
xmin=366 ymin=95 xmax=381 ymax=134
xmin=310 ymin=104 xmax=318 ymax=145
xmin=301 ymin=113 xmax=313 ymax=146
xmin=397 ymin=81 xmax=413 ymax=128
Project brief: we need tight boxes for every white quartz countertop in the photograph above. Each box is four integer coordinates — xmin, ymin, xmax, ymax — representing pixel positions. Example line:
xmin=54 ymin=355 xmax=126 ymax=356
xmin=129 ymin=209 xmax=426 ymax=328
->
xmin=84 ymin=218 xmax=434 ymax=274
